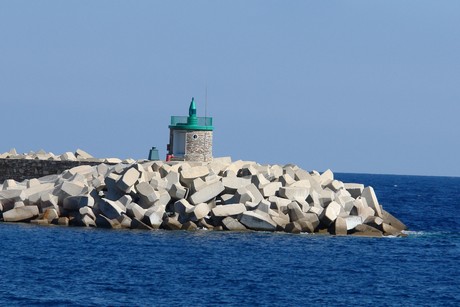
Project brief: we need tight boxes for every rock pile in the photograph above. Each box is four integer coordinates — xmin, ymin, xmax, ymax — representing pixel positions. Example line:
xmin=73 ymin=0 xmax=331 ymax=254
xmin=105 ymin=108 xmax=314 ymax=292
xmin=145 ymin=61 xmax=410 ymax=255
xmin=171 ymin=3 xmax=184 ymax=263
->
xmin=0 ymin=157 xmax=407 ymax=237
xmin=0 ymin=148 xmax=133 ymax=164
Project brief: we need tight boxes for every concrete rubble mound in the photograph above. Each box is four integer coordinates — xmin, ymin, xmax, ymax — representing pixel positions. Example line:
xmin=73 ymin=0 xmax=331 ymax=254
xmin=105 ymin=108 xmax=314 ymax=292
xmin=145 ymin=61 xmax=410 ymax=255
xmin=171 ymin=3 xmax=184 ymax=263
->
xmin=0 ymin=157 xmax=407 ymax=237
xmin=0 ymin=148 xmax=134 ymax=164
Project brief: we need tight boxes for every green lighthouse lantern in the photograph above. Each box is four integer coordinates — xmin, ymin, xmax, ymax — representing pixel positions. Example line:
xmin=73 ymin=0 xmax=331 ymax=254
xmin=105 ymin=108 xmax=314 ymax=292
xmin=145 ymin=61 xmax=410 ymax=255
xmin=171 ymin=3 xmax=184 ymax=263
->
xmin=167 ymin=97 xmax=214 ymax=162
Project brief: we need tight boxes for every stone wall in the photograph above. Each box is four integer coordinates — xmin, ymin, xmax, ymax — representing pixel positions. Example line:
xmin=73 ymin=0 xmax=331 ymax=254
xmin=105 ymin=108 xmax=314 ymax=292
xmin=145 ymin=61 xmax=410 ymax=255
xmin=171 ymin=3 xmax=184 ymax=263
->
xmin=185 ymin=131 xmax=213 ymax=162
xmin=0 ymin=158 xmax=106 ymax=183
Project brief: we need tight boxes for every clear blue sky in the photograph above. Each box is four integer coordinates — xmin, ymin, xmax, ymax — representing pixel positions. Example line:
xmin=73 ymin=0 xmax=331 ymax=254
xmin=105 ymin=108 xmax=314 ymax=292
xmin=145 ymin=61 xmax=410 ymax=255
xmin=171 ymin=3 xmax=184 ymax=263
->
xmin=1 ymin=1 xmax=459 ymax=176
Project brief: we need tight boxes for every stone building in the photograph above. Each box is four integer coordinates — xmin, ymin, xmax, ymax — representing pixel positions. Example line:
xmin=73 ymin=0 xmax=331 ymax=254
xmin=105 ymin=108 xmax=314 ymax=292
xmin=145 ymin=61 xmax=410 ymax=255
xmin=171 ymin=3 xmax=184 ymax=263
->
xmin=167 ymin=98 xmax=213 ymax=162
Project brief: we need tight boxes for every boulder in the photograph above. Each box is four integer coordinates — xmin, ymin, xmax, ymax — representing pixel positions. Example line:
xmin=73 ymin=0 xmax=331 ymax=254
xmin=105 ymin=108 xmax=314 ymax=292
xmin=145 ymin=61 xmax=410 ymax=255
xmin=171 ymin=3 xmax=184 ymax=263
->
xmin=75 ymin=148 xmax=94 ymax=160
xmin=279 ymin=187 xmax=309 ymax=201
xmin=353 ymin=224 xmax=383 ymax=237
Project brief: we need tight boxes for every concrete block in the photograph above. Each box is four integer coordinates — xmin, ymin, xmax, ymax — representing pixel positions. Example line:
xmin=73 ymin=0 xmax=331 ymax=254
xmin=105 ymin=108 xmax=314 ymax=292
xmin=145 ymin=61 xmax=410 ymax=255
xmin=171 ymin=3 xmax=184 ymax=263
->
xmin=79 ymin=206 xmax=96 ymax=221
xmin=39 ymin=193 xmax=59 ymax=212
xmin=75 ymin=148 xmax=94 ymax=160
xmin=95 ymin=214 xmax=121 ymax=229
xmin=192 ymin=203 xmax=210 ymax=220
xmin=144 ymin=204 xmax=166 ymax=229
xmin=98 ymin=199 xmax=125 ymax=220
xmin=327 ymin=180 xmax=344 ymax=192
xmin=239 ymin=211 xmax=277 ymax=231
xmin=26 ymin=178 xmax=41 ymax=188
xmin=117 ymin=167 xmax=140 ymax=192
xmin=181 ymin=166 xmax=209 ymax=180
xmin=333 ymin=217 xmax=347 ymax=235
xmin=57 ymin=217 xmax=69 ymax=226
xmin=319 ymin=189 xmax=335 ymax=207
xmin=43 ymin=208 xmax=59 ymax=222
xmin=60 ymin=152 xmax=77 ymax=161
xmin=322 ymin=201 xmax=342 ymax=225
xmin=2 ymin=179 xmax=18 ymax=190
xmin=358 ymin=206 xmax=375 ymax=222
xmin=272 ymin=216 xmax=288 ymax=229
xmin=297 ymin=220 xmax=315 ymax=233
xmin=343 ymin=216 xmax=362 ymax=230
xmin=382 ymin=223 xmax=402 ymax=236
xmin=126 ymin=202 xmax=146 ymax=220
xmin=289 ymin=180 xmax=311 ymax=189
xmin=63 ymin=195 xmax=95 ymax=211
xmin=381 ymin=209 xmax=407 ymax=231
xmin=279 ymin=174 xmax=295 ymax=186
xmin=304 ymin=212 xmax=320 ymax=230
xmin=268 ymin=196 xmax=291 ymax=213
xmin=162 ymin=215 xmax=182 ymax=230
xmin=279 ymin=187 xmax=309 ymax=201
xmin=344 ymin=183 xmax=364 ymax=199
xmin=181 ymin=221 xmax=198 ymax=231
xmin=165 ymin=170 xmax=180 ymax=190
xmin=169 ymin=183 xmax=188 ymax=200
xmin=308 ymin=205 xmax=323 ymax=217
xmin=61 ymin=181 xmax=87 ymax=197
xmin=245 ymin=184 xmax=264 ymax=204
xmin=251 ymin=174 xmax=270 ymax=189
xmin=361 ymin=186 xmax=382 ymax=217
xmin=212 ymin=203 xmax=246 ymax=217
xmin=268 ymin=165 xmax=283 ymax=179
xmin=3 ymin=205 xmax=39 ymax=222
xmin=131 ymin=218 xmax=154 ymax=230
xmin=320 ymin=169 xmax=334 ymax=186
xmin=287 ymin=201 xmax=306 ymax=222
xmin=285 ymin=222 xmax=301 ymax=233
xmin=221 ymin=177 xmax=251 ymax=193
xmin=191 ymin=178 xmax=206 ymax=192
xmin=222 ymin=217 xmax=247 ymax=231
xmin=353 ymin=224 xmax=383 ymax=237
xmin=174 ymin=199 xmax=194 ymax=220
xmin=256 ymin=200 xmax=271 ymax=214
xmin=136 ymin=182 xmax=160 ymax=206
xmin=260 ymin=182 xmax=282 ymax=198
xmin=189 ymin=181 xmax=225 ymax=205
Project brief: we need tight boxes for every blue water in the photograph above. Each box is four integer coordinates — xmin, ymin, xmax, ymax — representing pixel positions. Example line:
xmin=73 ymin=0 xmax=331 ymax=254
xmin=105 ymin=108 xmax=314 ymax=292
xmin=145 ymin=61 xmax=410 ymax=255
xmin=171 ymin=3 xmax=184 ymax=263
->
xmin=0 ymin=173 xmax=459 ymax=306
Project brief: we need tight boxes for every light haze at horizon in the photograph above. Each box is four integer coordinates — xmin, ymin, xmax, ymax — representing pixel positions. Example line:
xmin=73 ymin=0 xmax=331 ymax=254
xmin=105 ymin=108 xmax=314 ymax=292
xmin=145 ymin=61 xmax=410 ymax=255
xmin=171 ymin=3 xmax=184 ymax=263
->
xmin=1 ymin=1 xmax=459 ymax=177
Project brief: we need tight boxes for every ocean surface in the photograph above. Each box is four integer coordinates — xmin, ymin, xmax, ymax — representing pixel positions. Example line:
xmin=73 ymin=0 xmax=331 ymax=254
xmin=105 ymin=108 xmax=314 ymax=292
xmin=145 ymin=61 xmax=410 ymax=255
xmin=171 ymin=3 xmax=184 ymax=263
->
xmin=0 ymin=173 xmax=458 ymax=306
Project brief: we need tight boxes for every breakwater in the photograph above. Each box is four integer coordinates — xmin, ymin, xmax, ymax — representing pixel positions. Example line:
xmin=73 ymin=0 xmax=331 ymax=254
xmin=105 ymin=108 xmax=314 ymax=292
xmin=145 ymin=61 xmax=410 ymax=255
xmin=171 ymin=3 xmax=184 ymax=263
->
xmin=0 ymin=149 xmax=124 ymax=183
xmin=0 ymin=153 xmax=407 ymax=236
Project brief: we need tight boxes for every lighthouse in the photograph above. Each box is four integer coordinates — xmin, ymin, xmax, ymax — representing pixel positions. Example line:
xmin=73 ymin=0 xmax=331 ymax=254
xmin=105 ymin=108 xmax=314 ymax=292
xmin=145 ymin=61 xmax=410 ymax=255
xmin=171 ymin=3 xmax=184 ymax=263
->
xmin=167 ymin=97 xmax=213 ymax=162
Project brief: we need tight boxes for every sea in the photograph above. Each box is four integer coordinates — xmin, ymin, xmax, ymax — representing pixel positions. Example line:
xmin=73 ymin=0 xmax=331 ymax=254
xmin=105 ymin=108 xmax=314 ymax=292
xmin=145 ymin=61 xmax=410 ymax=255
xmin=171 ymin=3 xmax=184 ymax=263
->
xmin=0 ymin=173 xmax=458 ymax=306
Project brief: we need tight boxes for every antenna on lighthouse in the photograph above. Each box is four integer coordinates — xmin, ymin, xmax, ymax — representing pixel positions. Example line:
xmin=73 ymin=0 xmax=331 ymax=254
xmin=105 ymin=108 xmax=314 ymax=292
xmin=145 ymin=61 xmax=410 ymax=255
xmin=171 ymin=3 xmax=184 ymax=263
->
xmin=205 ymin=83 xmax=208 ymax=121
